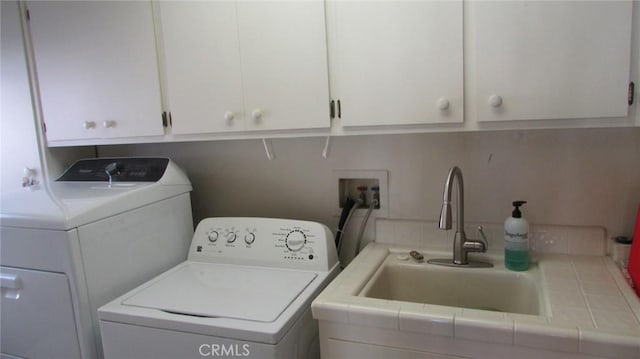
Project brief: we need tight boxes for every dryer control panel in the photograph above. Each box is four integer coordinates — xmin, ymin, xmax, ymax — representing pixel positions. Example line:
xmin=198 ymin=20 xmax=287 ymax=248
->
xmin=57 ymin=158 xmax=170 ymax=182
xmin=188 ymin=217 xmax=338 ymax=272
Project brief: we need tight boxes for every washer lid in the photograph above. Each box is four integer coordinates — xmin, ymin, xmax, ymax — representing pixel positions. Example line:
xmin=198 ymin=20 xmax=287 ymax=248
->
xmin=122 ymin=262 xmax=317 ymax=323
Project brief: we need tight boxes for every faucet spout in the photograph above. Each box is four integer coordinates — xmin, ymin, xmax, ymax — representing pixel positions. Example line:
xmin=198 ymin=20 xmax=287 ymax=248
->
xmin=429 ymin=166 xmax=492 ymax=268
xmin=439 ymin=166 xmax=463 ymax=231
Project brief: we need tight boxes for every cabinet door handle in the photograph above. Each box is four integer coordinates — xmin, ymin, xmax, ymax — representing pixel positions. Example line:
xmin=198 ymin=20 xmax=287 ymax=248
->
xmin=252 ymin=109 xmax=263 ymax=122
xmin=83 ymin=121 xmax=96 ymax=129
xmin=0 ymin=273 xmax=21 ymax=289
xmin=103 ymin=120 xmax=117 ymax=128
xmin=437 ymin=97 xmax=450 ymax=111
xmin=330 ymin=100 xmax=335 ymax=119
xmin=488 ymin=94 xmax=503 ymax=108
xmin=224 ymin=111 xmax=235 ymax=122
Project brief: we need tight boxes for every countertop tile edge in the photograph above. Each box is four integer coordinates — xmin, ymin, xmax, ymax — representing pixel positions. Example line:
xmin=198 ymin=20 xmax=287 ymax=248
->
xmin=579 ymin=328 xmax=640 ymax=359
xmin=515 ymin=321 xmax=579 ymax=353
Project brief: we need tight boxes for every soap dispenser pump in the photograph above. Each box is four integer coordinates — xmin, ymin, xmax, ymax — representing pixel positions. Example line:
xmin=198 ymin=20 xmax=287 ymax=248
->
xmin=504 ymin=200 xmax=529 ymax=271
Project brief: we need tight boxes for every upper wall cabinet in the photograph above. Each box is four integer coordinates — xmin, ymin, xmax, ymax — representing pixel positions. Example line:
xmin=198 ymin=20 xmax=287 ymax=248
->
xmin=27 ymin=1 xmax=165 ymax=144
xmin=158 ymin=1 xmax=242 ymax=135
xmin=159 ymin=1 xmax=330 ymax=135
xmin=469 ymin=1 xmax=633 ymax=122
xmin=326 ymin=1 xmax=463 ymax=127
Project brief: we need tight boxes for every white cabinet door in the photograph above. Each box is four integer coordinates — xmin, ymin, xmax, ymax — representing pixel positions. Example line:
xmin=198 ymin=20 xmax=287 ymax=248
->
xmin=28 ymin=1 xmax=164 ymax=143
xmin=161 ymin=1 xmax=330 ymax=135
xmin=158 ymin=1 xmax=245 ymax=135
xmin=470 ymin=1 xmax=633 ymax=122
xmin=327 ymin=1 xmax=463 ymax=127
xmin=237 ymin=1 xmax=330 ymax=131
xmin=1 ymin=267 xmax=81 ymax=359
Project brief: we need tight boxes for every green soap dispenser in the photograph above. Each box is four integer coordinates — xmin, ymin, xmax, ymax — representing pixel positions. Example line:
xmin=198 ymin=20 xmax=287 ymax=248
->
xmin=504 ymin=201 xmax=529 ymax=271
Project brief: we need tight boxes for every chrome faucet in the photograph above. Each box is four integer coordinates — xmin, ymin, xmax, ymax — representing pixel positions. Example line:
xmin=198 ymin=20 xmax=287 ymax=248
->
xmin=428 ymin=166 xmax=492 ymax=268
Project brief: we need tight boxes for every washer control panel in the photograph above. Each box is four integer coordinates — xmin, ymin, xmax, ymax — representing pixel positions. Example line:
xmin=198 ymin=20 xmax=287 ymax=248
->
xmin=188 ymin=217 xmax=338 ymax=271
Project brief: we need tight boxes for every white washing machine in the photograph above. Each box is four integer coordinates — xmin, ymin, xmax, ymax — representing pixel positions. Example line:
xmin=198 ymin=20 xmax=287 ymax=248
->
xmin=0 ymin=157 xmax=194 ymax=359
xmin=99 ymin=217 xmax=340 ymax=359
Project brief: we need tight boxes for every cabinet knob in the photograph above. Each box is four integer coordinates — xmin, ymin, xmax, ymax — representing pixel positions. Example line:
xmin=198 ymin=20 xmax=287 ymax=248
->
xmin=83 ymin=121 xmax=96 ymax=129
xmin=488 ymin=95 xmax=503 ymax=108
xmin=103 ymin=120 xmax=116 ymax=128
xmin=251 ymin=109 xmax=263 ymax=122
xmin=224 ymin=111 xmax=235 ymax=122
xmin=436 ymin=97 xmax=450 ymax=111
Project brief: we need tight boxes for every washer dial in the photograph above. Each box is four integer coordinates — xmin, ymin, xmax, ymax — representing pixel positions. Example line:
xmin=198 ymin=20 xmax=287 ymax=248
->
xmin=244 ymin=232 xmax=256 ymax=245
xmin=285 ymin=230 xmax=307 ymax=252
xmin=225 ymin=231 xmax=237 ymax=243
xmin=207 ymin=231 xmax=219 ymax=243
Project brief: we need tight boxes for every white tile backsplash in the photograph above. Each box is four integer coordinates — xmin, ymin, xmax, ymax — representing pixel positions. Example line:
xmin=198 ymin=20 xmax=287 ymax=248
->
xmin=568 ymin=227 xmax=607 ymax=256
xmin=393 ymin=220 xmax=423 ymax=247
xmin=375 ymin=220 xmax=395 ymax=245
xmin=530 ymin=227 xmax=569 ymax=255
xmin=375 ymin=218 xmax=607 ymax=257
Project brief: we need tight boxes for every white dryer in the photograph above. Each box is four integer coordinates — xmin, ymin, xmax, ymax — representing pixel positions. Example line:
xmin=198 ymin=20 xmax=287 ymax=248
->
xmin=99 ymin=217 xmax=340 ymax=359
xmin=0 ymin=158 xmax=194 ymax=359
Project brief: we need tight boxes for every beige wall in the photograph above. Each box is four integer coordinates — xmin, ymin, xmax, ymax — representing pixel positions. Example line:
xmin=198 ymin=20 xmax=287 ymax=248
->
xmin=99 ymin=127 xmax=640 ymax=244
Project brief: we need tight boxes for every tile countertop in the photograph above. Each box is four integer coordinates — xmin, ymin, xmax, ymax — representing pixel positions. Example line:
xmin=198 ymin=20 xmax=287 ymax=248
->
xmin=312 ymin=243 xmax=640 ymax=359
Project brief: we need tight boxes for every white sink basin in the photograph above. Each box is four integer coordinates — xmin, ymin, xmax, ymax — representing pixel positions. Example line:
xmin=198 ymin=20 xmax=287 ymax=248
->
xmin=359 ymin=254 xmax=548 ymax=315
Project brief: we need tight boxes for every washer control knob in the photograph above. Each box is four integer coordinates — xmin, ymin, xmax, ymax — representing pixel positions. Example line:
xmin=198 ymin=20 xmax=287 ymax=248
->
xmin=244 ymin=232 xmax=256 ymax=245
xmin=226 ymin=232 xmax=237 ymax=243
xmin=285 ymin=230 xmax=306 ymax=252
xmin=105 ymin=162 xmax=121 ymax=176
xmin=207 ymin=231 xmax=219 ymax=242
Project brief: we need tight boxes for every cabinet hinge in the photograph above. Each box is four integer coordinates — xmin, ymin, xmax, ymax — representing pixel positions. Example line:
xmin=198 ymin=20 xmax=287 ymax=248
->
xmin=629 ymin=82 xmax=635 ymax=106
xmin=161 ymin=111 xmax=172 ymax=128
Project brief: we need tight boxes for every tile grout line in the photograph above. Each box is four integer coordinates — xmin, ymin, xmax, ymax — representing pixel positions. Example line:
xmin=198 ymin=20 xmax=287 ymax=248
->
xmin=571 ymin=259 xmax=599 ymax=329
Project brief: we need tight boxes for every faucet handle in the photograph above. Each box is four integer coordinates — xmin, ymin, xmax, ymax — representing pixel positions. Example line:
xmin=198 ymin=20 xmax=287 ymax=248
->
xmin=477 ymin=226 xmax=489 ymax=252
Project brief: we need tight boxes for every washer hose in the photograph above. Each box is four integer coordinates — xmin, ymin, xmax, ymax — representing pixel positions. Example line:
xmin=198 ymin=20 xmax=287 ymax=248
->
xmin=336 ymin=199 xmax=361 ymax=255
xmin=355 ymin=199 xmax=379 ymax=256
